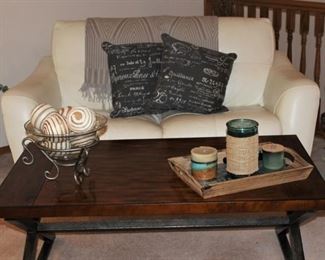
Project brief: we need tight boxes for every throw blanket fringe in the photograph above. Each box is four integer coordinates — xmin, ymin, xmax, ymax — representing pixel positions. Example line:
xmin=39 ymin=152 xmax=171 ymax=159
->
xmin=80 ymin=18 xmax=114 ymax=102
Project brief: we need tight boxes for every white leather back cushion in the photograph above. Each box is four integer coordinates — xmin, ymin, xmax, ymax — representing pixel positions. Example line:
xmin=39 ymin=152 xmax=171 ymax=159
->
xmin=218 ymin=18 xmax=275 ymax=106
xmin=52 ymin=17 xmax=274 ymax=109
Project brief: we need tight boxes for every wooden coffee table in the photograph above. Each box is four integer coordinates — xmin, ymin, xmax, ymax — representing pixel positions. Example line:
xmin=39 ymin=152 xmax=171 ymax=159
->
xmin=0 ymin=135 xmax=325 ymax=260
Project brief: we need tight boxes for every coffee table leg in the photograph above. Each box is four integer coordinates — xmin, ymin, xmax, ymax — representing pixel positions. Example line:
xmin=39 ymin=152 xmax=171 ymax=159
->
xmin=6 ymin=219 xmax=55 ymax=260
xmin=23 ymin=231 xmax=38 ymax=260
xmin=276 ymin=224 xmax=305 ymax=260
xmin=275 ymin=211 xmax=313 ymax=260
xmin=288 ymin=223 xmax=304 ymax=260
xmin=276 ymin=227 xmax=292 ymax=260
xmin=37 ymin=233 xmax=56 ymax=260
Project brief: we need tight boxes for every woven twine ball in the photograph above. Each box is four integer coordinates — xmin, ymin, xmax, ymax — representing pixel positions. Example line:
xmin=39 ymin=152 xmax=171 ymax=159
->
xmin=41 ymin=140 xmax=71 ymax=150
xmin=66 ymin=107 xmax=96 ymax=133
xmin=70 ymin=133 xmax=97 ymax=148
xmin=30 ymin=103 xmax=57 ymax=130
xmin=41 ymin=140 xmax=71 ymax=157
xmin=58 ymin=106 xmax=73 ymax=119
xmin=41 ymin=113 xmax=70 ymax=142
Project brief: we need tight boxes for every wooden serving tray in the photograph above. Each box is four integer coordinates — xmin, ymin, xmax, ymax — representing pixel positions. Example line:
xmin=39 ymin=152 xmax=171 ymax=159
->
xmin=168 ymin=143 xmax=314 ymax=199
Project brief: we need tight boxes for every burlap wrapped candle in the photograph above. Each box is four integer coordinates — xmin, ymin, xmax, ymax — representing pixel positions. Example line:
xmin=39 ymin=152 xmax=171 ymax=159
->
xmin=226 ymin=119 xmax=259 ymax=176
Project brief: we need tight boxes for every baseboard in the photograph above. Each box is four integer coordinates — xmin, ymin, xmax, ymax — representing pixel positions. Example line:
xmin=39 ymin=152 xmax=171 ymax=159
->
xmin=0 ymin=146 xmax=10 ymax=156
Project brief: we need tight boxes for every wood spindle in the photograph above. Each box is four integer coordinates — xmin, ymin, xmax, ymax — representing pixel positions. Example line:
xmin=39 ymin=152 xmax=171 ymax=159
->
xmin=234 ymin=3 xmax=244 ymax=17
xmin=211 ymin=0 xmax=233 ymax=16
xmin=300 ymin=11 xmax=310 ymax=74
xmin=248 ymin=5 xmax=256 ymax=17
xmin=314 ymin=13 xmax=324 ymax=86
xmin=204 ymin=0 xmax=214 ymax=16
xmin=286 ymin=9 xmax=296 ymax=62
xmin=232 ymin=2 xmax=237 ymax=17
xmin=273 ymin=8 xmax=282 ymax=50
xmin=314 ymin=13 xmax=324 ymax=132
xmin=260 ymin=6 xmax=269 ymax=18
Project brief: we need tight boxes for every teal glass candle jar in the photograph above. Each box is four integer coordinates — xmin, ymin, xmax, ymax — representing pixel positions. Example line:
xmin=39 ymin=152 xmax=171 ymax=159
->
xmin=226 ymin=119 xmax=259 ymax=176
xmin=262 ymin=143 xmax=285 ymax=171
xmin=226 ymin=119 xmax=259 ymax=137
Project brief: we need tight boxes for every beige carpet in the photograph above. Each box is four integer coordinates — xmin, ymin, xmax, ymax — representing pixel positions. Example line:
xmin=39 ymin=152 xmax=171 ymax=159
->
xmin=0 ymin=137 xmax=324 ymax=260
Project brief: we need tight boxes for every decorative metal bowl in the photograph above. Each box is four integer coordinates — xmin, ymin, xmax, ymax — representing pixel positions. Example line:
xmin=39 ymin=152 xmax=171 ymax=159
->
xmin=22 ymin=113 xmax=108 ymax=184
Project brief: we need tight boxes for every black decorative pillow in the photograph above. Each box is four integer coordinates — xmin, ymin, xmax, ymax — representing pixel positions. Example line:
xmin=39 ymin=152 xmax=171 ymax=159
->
xmin=102 ymin=42 xmax=163 ymax=118
xmin=146 ymin=34 xmax=237 ymax=114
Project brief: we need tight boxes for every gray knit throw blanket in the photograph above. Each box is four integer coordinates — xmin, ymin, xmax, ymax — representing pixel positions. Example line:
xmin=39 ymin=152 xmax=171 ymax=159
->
xmin=80 ymin=18 xmax=111 ymax=103
xmin=80 ymin=16 xmax=219 ymax=104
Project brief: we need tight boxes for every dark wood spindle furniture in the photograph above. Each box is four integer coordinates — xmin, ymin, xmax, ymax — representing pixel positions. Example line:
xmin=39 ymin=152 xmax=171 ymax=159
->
xmin=204 ymin=0 xmax=325 ymax=135
xmin=300 ymin=11 xmax=310 ymax=73
xmin=286 ymin=9 xmax=296 ymax=61
xmin=314 ymin=13 xmax=324 ymax=86
xmin=273 ymin=8 xmax=282 ymax=50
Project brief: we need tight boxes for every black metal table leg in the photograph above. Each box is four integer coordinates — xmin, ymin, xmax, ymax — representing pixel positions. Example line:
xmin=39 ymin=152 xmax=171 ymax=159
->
xmin=23 ymin=231 xmax=38 ymax=260
xmin=37 ymin=234 xmax=56 ymax=260
xmin=275 ymin=212 xmax=314 ymax=260
xmin=6 ymin=219 xmax=56 ymax=260
xmin=289 ymin=223 xmax=305 ymax=260
xmin=276 ymin=227 xmax=292 ymax=260
xmin=276 ymin=224 xmax=305 ymax=260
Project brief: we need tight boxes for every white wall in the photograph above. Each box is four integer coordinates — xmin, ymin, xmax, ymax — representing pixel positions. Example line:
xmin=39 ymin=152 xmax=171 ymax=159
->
xmin=0 ymin=0 xmax=203 ymax=147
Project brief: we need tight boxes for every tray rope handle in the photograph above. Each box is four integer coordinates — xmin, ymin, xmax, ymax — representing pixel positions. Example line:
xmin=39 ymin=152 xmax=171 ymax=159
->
xmin=168 ymin=158 xmax=204 ymax=197
xmin=283 ymin=146 xmax=314 ymax=169
xmin=167 ymin=159 xmax=191 ymax=178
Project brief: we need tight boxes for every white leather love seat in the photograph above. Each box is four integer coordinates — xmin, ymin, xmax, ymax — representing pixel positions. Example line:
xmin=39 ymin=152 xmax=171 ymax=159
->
xmin=2 ymin=16 xmax=319 ymax=161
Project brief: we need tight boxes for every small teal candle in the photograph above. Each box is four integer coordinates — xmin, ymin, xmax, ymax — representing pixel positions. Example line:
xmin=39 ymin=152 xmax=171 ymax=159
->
xmin=262 ymin=143 xmax=285 ymax=171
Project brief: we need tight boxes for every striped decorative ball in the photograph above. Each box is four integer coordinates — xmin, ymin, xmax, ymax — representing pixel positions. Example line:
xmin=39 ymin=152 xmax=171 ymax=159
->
xmin=66 ymin=107 xmax=96 ymax=133
xmin=70 ymin=133 xmax=97 ymax=148
xmin=41 ymin=140 xmax=71 ymax=158
xmin=41 ymin=140 xmax=71 ymax=150
xmin=41 ymin=113 xmax=70 ymax=141
xmin=30 ymin=103 xmax=56 ymax=130
xmin=58 ymin=106 xmax=73 ymax=119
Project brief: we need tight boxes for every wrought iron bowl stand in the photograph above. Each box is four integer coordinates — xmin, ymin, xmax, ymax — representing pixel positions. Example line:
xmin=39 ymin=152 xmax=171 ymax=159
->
xmin=22 ymin=113 xmax=107 ymax=185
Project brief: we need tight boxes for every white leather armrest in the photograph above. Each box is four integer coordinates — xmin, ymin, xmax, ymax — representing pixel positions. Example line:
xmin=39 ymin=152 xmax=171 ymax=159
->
xmin=1 ymin=56 xmax=62 ymax=161
xmin=264 ymin=51 xmax=320 ymax=154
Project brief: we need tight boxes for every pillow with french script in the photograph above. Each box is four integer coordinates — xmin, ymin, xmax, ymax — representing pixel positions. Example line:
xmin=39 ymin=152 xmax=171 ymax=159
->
xmin=146 ymin=33 xmax=237 ymax=114
xmin=102 ymin=42 xmax=163 ymax=118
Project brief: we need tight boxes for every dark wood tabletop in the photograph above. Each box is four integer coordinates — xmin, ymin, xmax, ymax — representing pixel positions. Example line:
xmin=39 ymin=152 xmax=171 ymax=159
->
xmin=0 ymin=135 xmax=325 ymax=219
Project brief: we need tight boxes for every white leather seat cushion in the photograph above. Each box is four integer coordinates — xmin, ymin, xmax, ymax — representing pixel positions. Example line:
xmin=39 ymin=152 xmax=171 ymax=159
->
xmin=161 ymin=106 xmax=282 ymax=138
xmin=99 ymin=114 xmax=162 ymax=140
